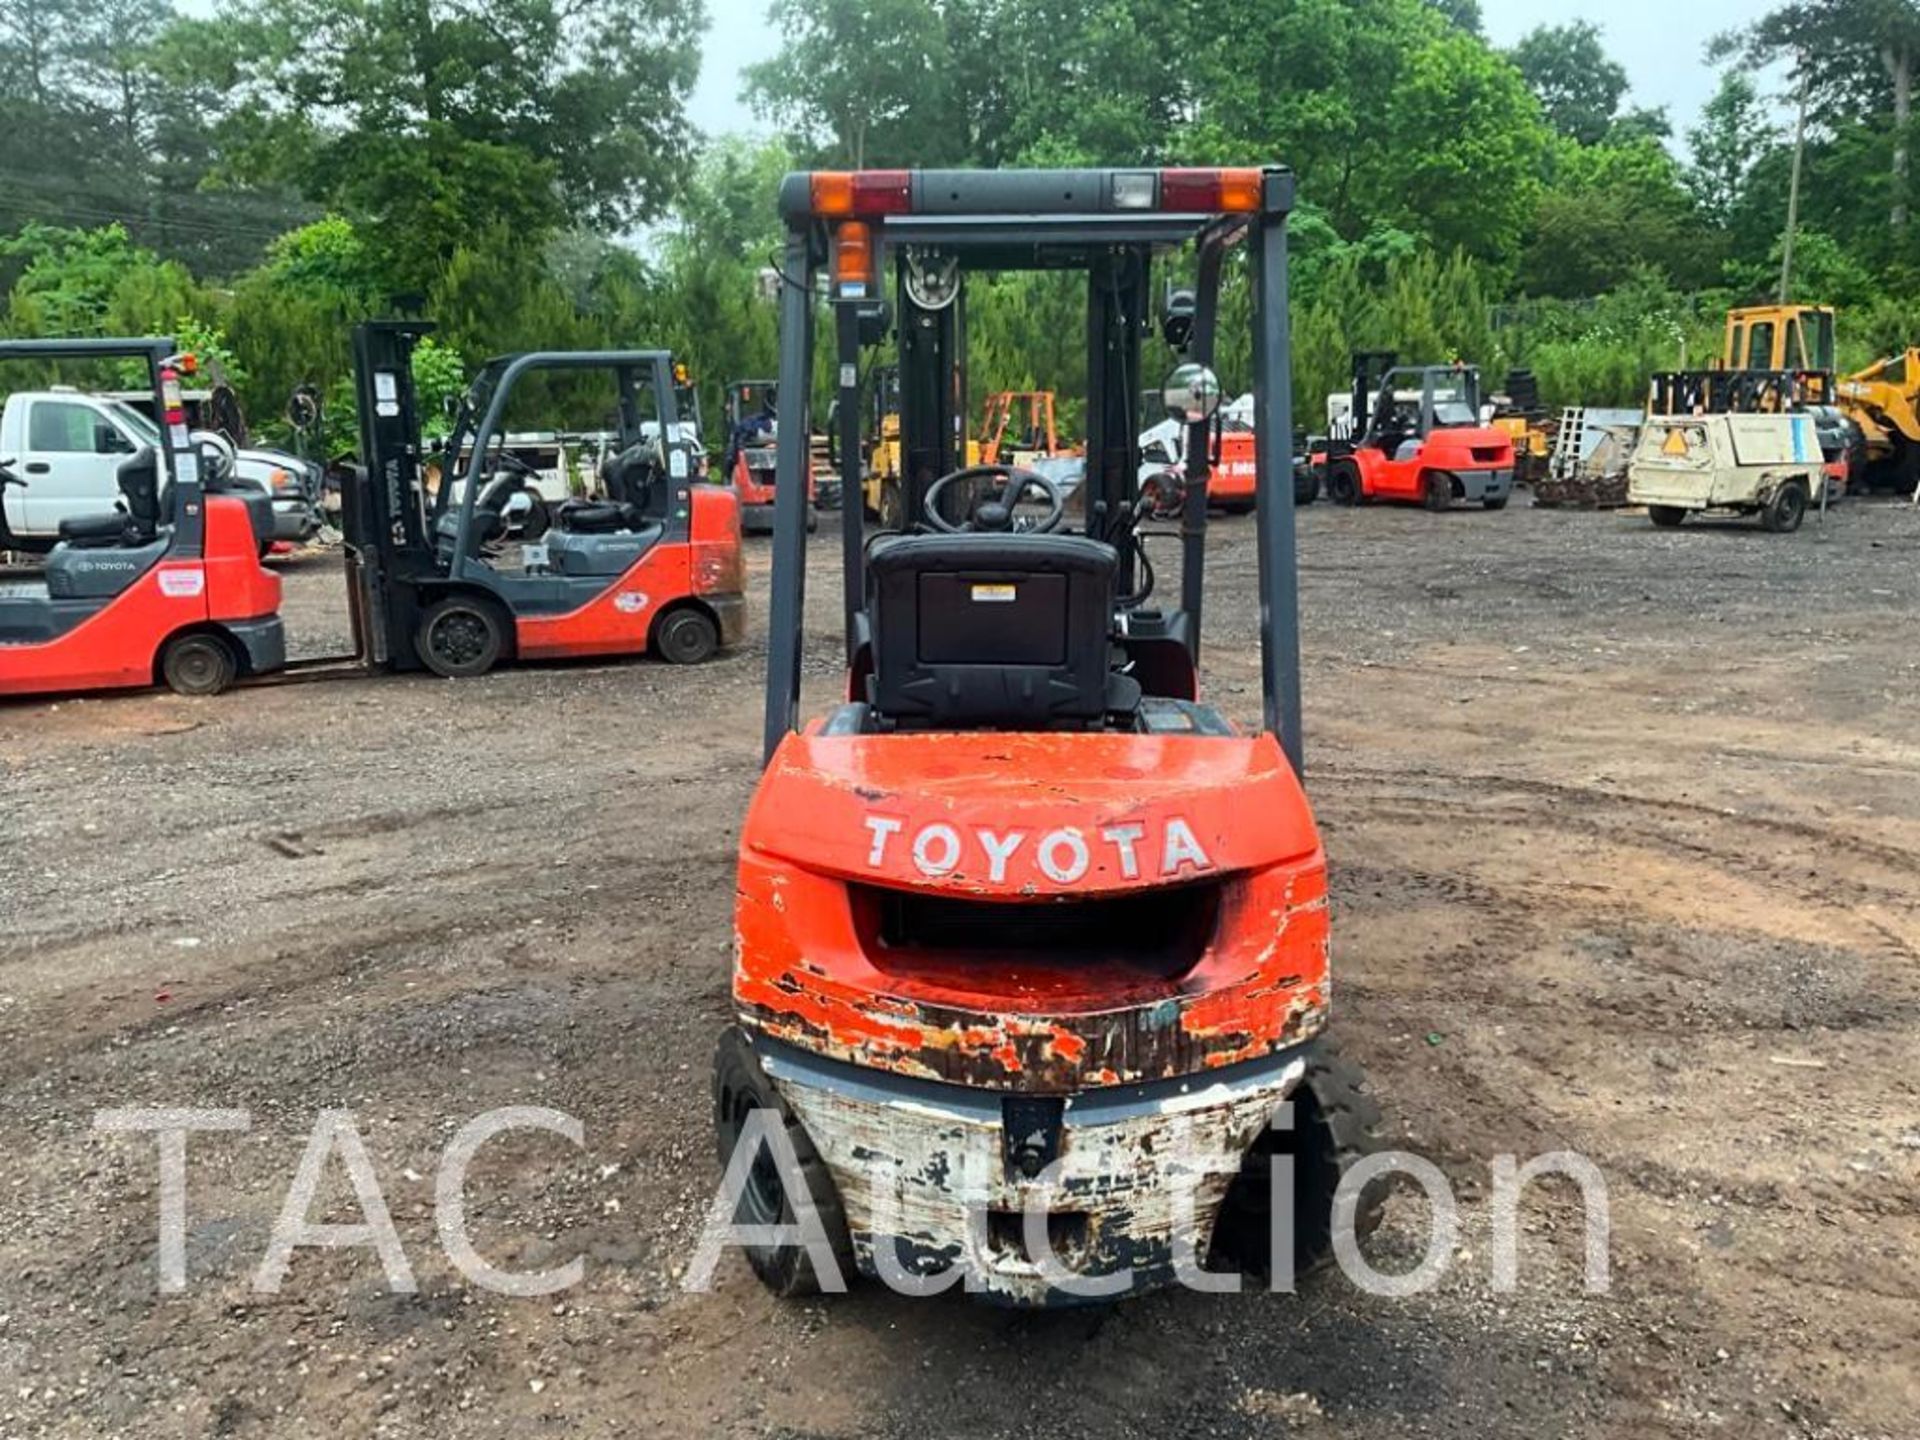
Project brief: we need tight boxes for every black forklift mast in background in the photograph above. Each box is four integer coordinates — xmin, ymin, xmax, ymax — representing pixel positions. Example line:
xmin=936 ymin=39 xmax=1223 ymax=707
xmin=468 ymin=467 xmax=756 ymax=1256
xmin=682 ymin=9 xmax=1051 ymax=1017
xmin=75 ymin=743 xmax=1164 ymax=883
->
xmin=343 ymin=320 xmax=438 ymax=671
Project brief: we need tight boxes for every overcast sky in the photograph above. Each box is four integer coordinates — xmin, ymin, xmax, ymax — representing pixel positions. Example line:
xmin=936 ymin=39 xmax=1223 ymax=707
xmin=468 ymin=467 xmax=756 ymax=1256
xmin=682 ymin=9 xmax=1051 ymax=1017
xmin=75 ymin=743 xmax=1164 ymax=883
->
xmin=687 ymin=0 xmax=1782 ymax=152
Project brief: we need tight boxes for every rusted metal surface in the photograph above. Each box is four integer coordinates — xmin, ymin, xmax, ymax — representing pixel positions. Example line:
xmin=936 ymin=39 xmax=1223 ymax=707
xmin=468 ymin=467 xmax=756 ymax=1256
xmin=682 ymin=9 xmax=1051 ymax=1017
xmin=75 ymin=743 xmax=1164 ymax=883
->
xmin=733 ymin=729 xmax=1331 ymax=1092
xmin=759 ymin=1035 xmax=1308 ymax=1304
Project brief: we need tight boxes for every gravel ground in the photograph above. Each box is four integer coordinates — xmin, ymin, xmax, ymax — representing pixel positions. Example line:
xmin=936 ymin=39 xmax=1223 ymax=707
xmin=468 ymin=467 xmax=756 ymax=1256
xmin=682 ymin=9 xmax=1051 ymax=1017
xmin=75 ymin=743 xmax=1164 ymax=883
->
xmin=1 ymin=494 xmax=1917 ymax=1439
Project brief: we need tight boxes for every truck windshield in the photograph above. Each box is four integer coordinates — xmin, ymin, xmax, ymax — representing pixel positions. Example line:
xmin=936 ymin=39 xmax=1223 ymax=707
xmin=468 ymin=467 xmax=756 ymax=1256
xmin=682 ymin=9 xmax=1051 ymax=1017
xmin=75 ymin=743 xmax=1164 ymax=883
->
xmin=104 ymin=401 xmax=161 ymax=446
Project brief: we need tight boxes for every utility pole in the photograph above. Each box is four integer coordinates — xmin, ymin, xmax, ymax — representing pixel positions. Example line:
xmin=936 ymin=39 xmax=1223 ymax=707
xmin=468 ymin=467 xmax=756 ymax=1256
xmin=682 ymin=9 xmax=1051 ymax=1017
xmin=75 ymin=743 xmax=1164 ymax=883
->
xmin=1779 ymin=63 xmax=1808 ymax=304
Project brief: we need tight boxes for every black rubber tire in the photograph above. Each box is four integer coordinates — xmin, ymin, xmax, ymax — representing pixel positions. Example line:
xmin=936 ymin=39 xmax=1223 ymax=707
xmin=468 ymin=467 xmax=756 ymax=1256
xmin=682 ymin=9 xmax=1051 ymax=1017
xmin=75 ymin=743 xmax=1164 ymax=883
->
xmin=1648 ymin=505 xmax=1687 ymax=528
xmin=654 ymin=606 xmax=720 ymax=665
xmin=1483 ymin=495 xmax=1509 ymax=511
xmin=1218 ymin=500 xmax=1256 ymax=516
xmin=711 ymin=1026 xmax=855 ymax=1298
xmin=1328 ymin=461 xmax=1363 ymax=507
xmin=1208 ymin=1037 xmax=1387 ymax=1281
xmin=1295 ymin=469 xmax=1320 ymax=505
xmin=416 ymin=596 xmax=506 ymax=679
xmin=877 ymin=479 xmax=906 ymax=532
xmin=160 ymin=633 xmax=238 ymax=697
xmin=1424 ymin=471 xmax=1453 ymax=512
xmin=1760 ymin=480 xmax=1808 ymax=534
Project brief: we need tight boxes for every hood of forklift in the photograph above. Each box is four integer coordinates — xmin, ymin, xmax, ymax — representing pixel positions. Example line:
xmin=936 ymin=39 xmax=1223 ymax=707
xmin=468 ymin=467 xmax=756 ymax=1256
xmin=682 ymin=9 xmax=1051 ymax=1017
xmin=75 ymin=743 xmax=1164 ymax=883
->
xmin=745 ymin=727 xmax=1320 ymax=898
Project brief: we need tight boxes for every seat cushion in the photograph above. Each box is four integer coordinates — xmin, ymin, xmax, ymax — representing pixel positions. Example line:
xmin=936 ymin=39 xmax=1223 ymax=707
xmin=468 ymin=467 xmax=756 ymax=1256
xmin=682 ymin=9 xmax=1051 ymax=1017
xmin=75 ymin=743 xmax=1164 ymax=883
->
xmin=555 ymin=500 xmax=638 ymax=534
xmin=58 ymin=511 xmax=130 ymax=547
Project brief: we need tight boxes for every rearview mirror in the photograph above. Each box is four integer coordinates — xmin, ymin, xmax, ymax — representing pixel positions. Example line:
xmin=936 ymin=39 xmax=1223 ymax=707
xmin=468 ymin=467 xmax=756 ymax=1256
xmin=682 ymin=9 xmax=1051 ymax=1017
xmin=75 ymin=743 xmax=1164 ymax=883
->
xmin=1162 ymin=363 xmax=1222 ymax=424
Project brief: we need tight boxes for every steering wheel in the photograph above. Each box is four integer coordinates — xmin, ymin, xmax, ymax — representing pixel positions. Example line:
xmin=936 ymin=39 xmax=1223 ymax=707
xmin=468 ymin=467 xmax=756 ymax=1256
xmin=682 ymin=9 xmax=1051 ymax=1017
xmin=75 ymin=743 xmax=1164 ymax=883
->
xmin=922 ymin=464 xmax=1065 ymax=535
xmin=194 ymin=431 xmax=238 ymax=486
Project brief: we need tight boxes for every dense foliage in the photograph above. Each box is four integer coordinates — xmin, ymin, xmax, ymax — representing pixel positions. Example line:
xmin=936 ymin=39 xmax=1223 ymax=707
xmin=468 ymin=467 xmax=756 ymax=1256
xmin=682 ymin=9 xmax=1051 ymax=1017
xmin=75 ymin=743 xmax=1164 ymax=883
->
xmin=0 ymin=0 xmax=1915 ymax=443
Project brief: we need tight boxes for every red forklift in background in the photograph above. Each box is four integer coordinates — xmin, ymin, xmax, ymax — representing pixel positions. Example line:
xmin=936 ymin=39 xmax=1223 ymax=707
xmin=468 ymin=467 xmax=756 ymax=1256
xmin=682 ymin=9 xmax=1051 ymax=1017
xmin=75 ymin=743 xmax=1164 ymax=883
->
xmin=714 ymin=166 xmax=1383 ymax=1304
xmin=1316 ymin=351 xmax=1516 ymax=510
xmin=0 ymin=338 xmax=284 ymax=699
xmin=341 ymin=323 xmax=744 ymax=676
xmin=722 ymin=378 xmax=817 ymax=533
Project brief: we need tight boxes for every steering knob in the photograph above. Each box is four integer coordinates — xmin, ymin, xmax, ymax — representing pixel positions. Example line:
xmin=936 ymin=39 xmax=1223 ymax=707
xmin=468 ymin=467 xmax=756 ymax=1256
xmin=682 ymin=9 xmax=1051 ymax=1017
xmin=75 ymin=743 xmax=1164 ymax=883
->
xmin=974 ymin=499 xmax=1013 ymax=531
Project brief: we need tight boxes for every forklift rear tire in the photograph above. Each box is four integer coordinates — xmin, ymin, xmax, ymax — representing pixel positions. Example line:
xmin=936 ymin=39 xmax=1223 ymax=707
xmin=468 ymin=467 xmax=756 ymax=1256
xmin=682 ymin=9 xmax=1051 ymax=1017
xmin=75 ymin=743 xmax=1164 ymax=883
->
xmin=1648 ymin=506 xmax=1687 ymax=528
xmin=1424 ymin=471 xmax=1453 ymax=511
xmin=1328 ymin=461 xmax=1362 ymax=507
xmin=1208 ymin=1038 xmax=1386 ymax=1282
xmin=712 ymin=1026 xmax=855 ymax=1297
xmin=1760 ymin=480 xmax=1808 ymax=534
xmin=417 ymin=596 xmax=506 ymax=678
xmin=1482 ymin=495 xmax=1509 ymax=511
xmin=654 ymin=606 xmax=720 ymax=665
xmin=160 ymin=633 xmax=238 ymax=697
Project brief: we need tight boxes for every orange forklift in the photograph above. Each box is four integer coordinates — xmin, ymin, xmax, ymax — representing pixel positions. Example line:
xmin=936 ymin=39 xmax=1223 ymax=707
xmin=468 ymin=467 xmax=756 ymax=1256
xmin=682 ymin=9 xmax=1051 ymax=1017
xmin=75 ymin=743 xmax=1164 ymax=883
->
xmin=0 ymin=338 xmax=284 ymax=699
xmin=342 ymin=323 xmax=744 ymax=676
xmin=714 ymin=166 xmax=1382 ymax=1303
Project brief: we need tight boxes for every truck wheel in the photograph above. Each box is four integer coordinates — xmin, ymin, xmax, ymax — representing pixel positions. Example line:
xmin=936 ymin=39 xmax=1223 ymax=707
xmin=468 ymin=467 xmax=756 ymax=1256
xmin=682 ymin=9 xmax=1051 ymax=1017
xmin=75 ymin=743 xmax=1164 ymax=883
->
xmin=161 ymin=633 xmax=238 ymax=697
xmin=1482 ymin=494 xmax=1509 ymax=512
xmin=1648 ymin=506 xmax=1687 ymax=528
xmin=417 ymin=596 xmax=506 ymax=678
xmin=1295 ymin=468 xmax=1320 ymax=505
xmin=654 ymin=606 xmax=720 ymax=665
xmin=1761 ymin=480 xmax=1808 ymax=534
xmin=1328 ymin=461 xmax=1362 ymax=507
xmin=1424 ymin=471 xmax=1453 ymax=511
xmin=877 ymin=479 xmax=906 ymax=531
xmin=1209 ymin=1038 xmax=1385 ymax=1280
xmin=712 ymin=1026 xmax=855 ymax=1298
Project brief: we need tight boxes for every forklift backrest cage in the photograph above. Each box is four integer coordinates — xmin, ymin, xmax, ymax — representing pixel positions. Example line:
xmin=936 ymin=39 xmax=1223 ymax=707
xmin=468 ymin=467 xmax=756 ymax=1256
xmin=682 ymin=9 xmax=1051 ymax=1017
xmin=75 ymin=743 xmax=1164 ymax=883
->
xmin=758 ymin=167 xmax=1303 ymax=772
xmin=0 ymin=336 xmax=203 ymax=553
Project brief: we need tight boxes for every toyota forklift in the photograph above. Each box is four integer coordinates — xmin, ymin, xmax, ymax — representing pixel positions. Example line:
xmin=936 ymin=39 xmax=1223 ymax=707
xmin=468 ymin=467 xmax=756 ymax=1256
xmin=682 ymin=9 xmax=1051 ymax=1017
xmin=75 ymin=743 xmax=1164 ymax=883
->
xmin=0 ymin=338 xmax=284 ymax=699
xmin=714 ymin=167 xmax=1383 ymax=1304
xmin=1315 ymin=351 xmax=1516 ymax=510
xmin=721 ymin=378 xmax=818 ymax=532
xmin=340 ymin=323 xmax=744 ymax=677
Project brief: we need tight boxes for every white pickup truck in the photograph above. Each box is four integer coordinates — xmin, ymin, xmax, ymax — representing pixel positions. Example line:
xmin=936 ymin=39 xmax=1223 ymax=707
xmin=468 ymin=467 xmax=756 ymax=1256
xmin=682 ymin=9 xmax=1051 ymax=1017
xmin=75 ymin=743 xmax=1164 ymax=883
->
xmin=0 ymin=388 xmax=322 ymax=553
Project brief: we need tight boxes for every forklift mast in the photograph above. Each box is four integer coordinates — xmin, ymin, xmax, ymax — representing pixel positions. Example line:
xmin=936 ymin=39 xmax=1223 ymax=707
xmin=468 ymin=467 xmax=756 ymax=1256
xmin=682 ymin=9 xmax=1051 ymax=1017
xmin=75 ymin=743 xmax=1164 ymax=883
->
xmin=343 ymin=321 xmax=437 ymax=670
xmin=766 ymin=167 xmax=1303 ymax=769
xmin=1350 ymin=349 xmax=1399 ymax=437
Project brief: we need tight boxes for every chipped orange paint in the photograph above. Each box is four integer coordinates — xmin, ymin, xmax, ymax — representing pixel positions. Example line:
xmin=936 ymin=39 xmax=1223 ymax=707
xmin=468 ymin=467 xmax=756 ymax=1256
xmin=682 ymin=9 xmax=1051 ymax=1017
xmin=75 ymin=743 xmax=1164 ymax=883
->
xmin=733 ymin=728 xmax=1331 ymax=1093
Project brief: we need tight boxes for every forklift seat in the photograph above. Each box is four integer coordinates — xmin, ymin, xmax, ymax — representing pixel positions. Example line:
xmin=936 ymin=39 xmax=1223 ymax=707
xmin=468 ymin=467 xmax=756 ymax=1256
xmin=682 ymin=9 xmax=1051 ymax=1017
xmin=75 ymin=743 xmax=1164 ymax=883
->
xmin=55 ymin=449 xmax=163 ymax=549
xmin=865 ymin=533 xmax=1137 ymax=730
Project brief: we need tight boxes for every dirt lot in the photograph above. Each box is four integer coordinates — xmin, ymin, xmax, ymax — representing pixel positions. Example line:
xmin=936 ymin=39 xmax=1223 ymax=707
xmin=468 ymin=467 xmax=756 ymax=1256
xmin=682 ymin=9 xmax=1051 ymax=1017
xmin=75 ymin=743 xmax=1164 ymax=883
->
xmin=1 ymin=497 xmax=1917 ymax=1439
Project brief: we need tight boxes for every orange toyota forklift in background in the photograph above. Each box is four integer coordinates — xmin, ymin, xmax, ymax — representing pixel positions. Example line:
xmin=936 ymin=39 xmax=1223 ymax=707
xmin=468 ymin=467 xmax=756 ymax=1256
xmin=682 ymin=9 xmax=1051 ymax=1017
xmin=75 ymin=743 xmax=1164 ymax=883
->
xmin=1316 ymin=351 xmax=1516 ymax=510
xmin=721 ymin=378 xmax=818 ymax=533
xmin=714 ymin=166 xmax=1383 ymax=1304
xmin=0 ymin=338 xmax=284 ymax=699
xmin=342 ymin=323 xmax=744 ymax=676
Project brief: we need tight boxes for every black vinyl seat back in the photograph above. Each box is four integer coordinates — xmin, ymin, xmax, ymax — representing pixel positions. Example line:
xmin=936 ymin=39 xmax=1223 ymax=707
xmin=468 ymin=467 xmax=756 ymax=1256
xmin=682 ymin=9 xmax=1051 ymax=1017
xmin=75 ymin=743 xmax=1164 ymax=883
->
xmin=55 ymin=447 xmax=162 ymax=548
xmin=119 ymin=447 xmax=161 ymax=539
xmin=865 ymin=533 xmax=1132 ymax=730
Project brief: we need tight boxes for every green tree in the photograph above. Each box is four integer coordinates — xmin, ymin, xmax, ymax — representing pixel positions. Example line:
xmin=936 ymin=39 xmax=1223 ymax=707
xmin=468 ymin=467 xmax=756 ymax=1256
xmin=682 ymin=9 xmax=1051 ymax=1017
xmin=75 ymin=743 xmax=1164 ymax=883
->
xmin=168 ymin=0 xmax=704 ymax=290
xmin=1510 ymin=21 xmax=1631 ymax=145
xmin=746 ymin=0 xmax=957 ymax=167
xmin=1188 ymin=0 xmax=1548 ymax=265
xmin=1523 ymin=138 xmax=1708 ymax=295
xmin=1687 ymin=71 xmax=1778 ymax=224
xmin=1725 ymin=0 xmax=1920 ymax=233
